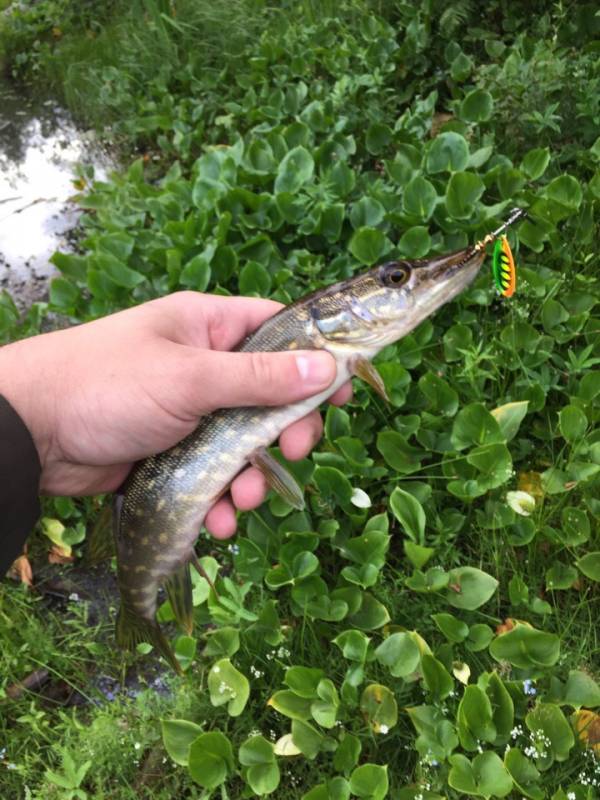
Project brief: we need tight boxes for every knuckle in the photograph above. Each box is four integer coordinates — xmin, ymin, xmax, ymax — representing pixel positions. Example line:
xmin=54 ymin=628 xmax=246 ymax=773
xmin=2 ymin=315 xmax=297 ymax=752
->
xmin=249 ymin=352 xmax=278 ymax=391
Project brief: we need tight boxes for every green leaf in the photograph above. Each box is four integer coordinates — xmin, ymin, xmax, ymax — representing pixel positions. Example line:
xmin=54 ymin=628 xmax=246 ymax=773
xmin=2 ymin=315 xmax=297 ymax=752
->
xmin=366 ymin=122 xmax=392 ymax=155
xmin=558 ymin=404 xmax=588 ymax=442
xmin=347 ymin=593 xmax=390 ymax=630
xmin=419 ymin=372 xmax=459 ymax=416
xmin=180 ymin=253 xmax=212 ymax=290
xmin=333 ymin=733 xmax=361 ymax=775
xmin=375 ymin=632 xmax=421 ymax=678
xmin=268 ymin=690 xmax=312 ymax=721
xmin=208 ymin=659 xmax=250 ymax=716
xmin=239 ymin=261 xmax=272 ymax=295
xmin=421 ymin=654 xmax=454 ymax=701
xmin=564 ymin=670 xmax=600 ymax=709
xmin=576 ymin=552 xmax=600 ymax=582
xmin=240 ymin=735 xmax=280 ymax=795
xmin=449 ymin=752 xmax=513 ymax=798
xmin=360 ymin=684 xmax=397 ymax=734
xmin=285 ymin=666 xmax=324 ymax=698
xmin=291 ymin=719 xmax=324 ymax=759
xmin=460 ymin=89 xmax=494 ymax=122
xmin=446 ymin=567 xmax=498 ymax=610
xmin=274 ymin=146 xmax=314 ymax=193
xmin=490 ymin=401 xmax=528 ymax=441
xmin=451 ymin=51 xmax=473 ymax=81
xmin=333 ymin=630 xmax=370 ymax=663
xmin=432 ymin=613 xmax=469 ymax=643
xmin=389 ymin=487 xmax=426 ymax=543
xmin=313 ymin=466 xmax=353 ymax=505
xmin=490 ymin=624 xmax=560 ymax=669
xmin=377 ymin=430 xmax=423 ymax=473
xmin=49 ymin=277 xmax=79 ymax=311
xmin=161 ymin=719 xmax=203 ymax=766
xmin=446 ymin=171 xmax=485 ymax=219
xmin=544 ymin=174 xmax=582 ymax=212
xmin=427 ymin=132 xmax=469 ymax=173
xmin=451 ymin=404 xmax=504 ymax=450
xmin=349 ymin=227 xmax=386 ymax=265
xmin=458 ymin=685 xmax=496 ymax=749
xmin=350 ymin=197 xmax=385 ymax=229
xmin=95 ymin=252 xmax=146 ymax=288
xmin=403 ymin=176 xmax=437 ymax=221
xmin=188 ymin=731 xmax=234 ymax=789
xmin=349 ymin=764 xmax=389 ymax=800
xmin=398 ymin=226 xmax=431 ymax=258
xmin=466 ymin=443 xmax=513 ymax=489
xmin=559 ymin=507 xmax=590 ymax=545
xmin=404 ymin=541 xmax=435 ymax=570
xmin=504 ymin=748 xmax=543 ymax=800
xmin=525 ymin=703 xmax=574 ymax=764
xmin=521 ymin=148 xmax=551 ymax=180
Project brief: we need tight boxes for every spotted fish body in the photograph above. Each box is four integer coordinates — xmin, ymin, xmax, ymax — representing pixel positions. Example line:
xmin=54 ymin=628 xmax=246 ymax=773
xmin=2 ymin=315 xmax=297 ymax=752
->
xmin=114 ymin=245 xmax=490 ymax=670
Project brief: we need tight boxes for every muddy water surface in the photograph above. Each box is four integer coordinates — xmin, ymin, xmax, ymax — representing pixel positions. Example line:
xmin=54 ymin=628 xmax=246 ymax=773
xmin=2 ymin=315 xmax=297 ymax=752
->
xmin=0 ymin=82 xmax=111 ymax=307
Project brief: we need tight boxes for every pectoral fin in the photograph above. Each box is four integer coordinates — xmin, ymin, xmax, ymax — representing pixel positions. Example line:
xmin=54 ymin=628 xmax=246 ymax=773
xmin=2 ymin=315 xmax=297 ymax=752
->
xmin=351 ymin=356 xmax=389 ymax=403
xmin=250 ymin=447 xmax=305 ymax=510
xmin=164 ymin=563 xmax=194 ymax=635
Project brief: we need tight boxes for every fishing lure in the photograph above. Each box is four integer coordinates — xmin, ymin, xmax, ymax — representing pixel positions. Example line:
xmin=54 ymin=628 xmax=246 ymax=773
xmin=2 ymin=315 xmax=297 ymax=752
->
xmin=492 ymin=235 xmax=516 ymax=297
xmin=472 ymin=207 xmax=524 ymax=298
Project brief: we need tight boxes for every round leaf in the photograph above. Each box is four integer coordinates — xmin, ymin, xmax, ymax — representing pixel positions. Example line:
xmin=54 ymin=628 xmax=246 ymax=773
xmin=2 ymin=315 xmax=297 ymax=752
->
xmin=446 ymin=567 xmax=498 ymax=610
xmin=349 ymin=227 xmax=387 ymax=265
xmin=188 ymin=731 xmax=234 ymax=789
xmin=445 ymin=171 xmax=485 ymax=219
xmin=426 ymin=132 xmax=469 ymax=173
xmin=402 ymin=176 xmax=437 ymax=221
xmin=460 ymin=89 xmax=494 ymax=122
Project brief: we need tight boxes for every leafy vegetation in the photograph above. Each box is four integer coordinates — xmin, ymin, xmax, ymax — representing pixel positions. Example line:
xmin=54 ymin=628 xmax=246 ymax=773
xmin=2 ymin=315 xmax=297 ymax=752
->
xmin=1 ymin=1 xmax=599 ymax=798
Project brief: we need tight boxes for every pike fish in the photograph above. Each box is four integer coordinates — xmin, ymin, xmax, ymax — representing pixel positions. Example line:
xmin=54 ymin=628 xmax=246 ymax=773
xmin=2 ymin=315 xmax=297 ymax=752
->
xmin=113 ymin=210 xmax=525 ymax=672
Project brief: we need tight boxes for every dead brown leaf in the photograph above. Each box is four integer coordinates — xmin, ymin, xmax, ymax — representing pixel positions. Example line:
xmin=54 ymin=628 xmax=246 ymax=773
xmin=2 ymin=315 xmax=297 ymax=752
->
xmin=48 ymin=545 xmax=75 ymax=565
xmin=8 ymin=554 xmax=33 ymax=587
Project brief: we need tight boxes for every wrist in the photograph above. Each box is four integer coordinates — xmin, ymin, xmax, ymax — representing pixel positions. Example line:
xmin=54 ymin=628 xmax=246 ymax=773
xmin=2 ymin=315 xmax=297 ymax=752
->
xmin=0 ymin=338 xmax=55 ymax=473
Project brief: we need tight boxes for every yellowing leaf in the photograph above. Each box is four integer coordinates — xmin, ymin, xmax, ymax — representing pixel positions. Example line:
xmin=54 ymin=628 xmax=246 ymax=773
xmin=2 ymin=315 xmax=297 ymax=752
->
xmin=453 ymin=661 xmax=471 ymax=685
xmin=572 ymin=709 xmax=600 ymax=754
xmin=273 ymin=734 xmax=301 ymax=757
xmin=518 ymin=471 xmax=544 ymax=500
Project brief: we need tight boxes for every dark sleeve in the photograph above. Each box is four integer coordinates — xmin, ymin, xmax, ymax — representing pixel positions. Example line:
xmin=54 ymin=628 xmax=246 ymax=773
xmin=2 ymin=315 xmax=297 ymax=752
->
xmin=0 ymin=395 xmax=41 ymax=575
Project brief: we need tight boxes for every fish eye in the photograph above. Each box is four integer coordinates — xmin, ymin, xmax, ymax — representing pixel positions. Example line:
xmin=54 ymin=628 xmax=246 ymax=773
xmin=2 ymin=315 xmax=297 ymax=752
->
xmin=382 ymin=263 xmax=411 ymax=287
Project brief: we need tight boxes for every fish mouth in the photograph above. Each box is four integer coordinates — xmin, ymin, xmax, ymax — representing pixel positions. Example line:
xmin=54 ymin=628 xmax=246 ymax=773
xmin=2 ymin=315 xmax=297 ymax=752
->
xmin=410 ymin=246 xmax=487 ymax=321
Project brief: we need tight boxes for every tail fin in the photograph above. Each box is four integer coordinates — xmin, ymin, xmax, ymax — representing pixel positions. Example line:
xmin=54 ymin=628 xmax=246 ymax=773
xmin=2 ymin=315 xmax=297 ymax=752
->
xmin=116 ymin=603 xmax=183 ymax=676
xmin=165 ymin=562 xmax=194 ymax=635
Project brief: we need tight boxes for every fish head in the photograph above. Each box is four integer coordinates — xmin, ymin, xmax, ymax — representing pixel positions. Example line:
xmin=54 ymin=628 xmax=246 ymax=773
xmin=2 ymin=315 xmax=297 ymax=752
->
xmin=309 ymin=246 xmax=486 ymax=350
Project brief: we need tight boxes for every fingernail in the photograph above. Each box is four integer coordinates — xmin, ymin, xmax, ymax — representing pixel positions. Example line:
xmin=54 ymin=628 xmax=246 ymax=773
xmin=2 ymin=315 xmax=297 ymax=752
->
xmin=296 ymin=352 xmax=335 ymax=388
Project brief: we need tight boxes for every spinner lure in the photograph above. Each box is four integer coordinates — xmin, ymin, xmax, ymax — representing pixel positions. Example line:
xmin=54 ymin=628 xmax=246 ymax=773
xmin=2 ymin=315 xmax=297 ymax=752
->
xmin=492 ymin=236 xmax=516 ymax=297
xmin=473 ymin=207 xmax=525 ymax=298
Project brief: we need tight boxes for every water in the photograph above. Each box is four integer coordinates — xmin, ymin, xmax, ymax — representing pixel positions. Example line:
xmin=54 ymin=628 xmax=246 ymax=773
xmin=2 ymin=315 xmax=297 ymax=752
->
xmin=0 ymin=82 xmax=111 ymax=307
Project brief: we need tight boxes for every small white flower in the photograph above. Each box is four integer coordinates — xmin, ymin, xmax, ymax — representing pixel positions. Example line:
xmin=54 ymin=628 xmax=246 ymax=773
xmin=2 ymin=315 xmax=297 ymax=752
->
xmin=350 ymin=488 xmax=372 ymax=509
xmin=506 ymin=490 xmax=536 ymax=516
xmin=379 ymin=724 xmax=389 ymax=734
xmin=134 ymin=742 xmax=141 ymax=751
xmin=212 ymin=665 xmax=220 ymax=673
xmin=68 ymin=592 xmax=80 ymax=602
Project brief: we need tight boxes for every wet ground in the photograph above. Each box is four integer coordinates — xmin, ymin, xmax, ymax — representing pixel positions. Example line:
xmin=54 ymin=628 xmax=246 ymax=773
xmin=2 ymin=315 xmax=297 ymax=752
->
xmin=0 ymin=81 xmax=111 ymax=308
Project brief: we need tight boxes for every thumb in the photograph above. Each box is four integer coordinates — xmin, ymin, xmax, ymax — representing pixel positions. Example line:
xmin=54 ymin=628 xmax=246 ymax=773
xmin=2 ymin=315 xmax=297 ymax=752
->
xmin=186 ymin=348 xmax=337 ymax=410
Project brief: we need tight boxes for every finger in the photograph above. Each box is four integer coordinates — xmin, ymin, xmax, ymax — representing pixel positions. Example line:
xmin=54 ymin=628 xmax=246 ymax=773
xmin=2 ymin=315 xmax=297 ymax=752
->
xmin=279 ymin=411 xmax=323 ymax=461
xmin=161 ymin=292 xmax=285 ymax=351
xmin=204 ymin=496 xmax=238 ymax=539
xmin=329 ymin=381 xmax=353 ymax=406
xmin=230 ymin=467 xmax=267 ymax=511
xmin=178 ymin=346 xmax=337 ymax=411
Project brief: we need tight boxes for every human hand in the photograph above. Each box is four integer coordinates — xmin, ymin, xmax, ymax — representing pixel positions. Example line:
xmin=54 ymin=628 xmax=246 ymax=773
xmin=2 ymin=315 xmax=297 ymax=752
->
xmin=0 ymin=292 xmax=351 ymax=538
